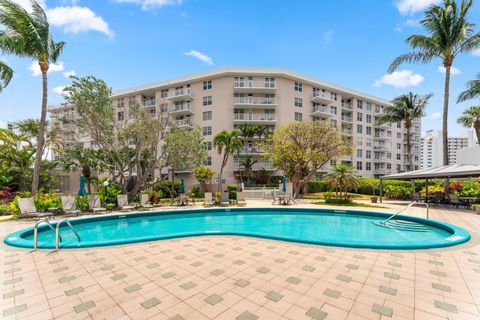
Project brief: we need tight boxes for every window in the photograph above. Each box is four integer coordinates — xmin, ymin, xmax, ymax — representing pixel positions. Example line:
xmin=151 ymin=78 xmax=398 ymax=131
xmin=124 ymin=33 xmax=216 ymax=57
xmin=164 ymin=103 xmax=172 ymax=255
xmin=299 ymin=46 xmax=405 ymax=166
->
xmin=357 ymin=149 xmax=363 ymax=158
xmin=366 ymin=114 xmax=372 ymax=124
xmin=356 ymin=161 xmax=363 ymax=171
xmin=160 ymin=89 xmax=168 ymax=98
xmin=366 ymin=102 xmax=372 ymax=111
xmin=397 ymin=122 xmax=401 ymax=129
xmin=265 ymin=77 xmax=275 ymax=88
xmin=160 ymin=103 xmax=168 ymax=112
xmin=203 ymin=141 xmax=212 ymax=151
xmin=203 ymin=96 xmax=212 ymax=106
xmin=366 ymin=138 xmax=372 ymax=147
xmin=366 ymin=150 xmax=371 ymax=159
xmin=357 ymin=112 xmax=363 ymax=122
xmin=397 ymin=164 xmax=401 ymax=172
xmin=331 ymin=93 xmax=337 ymax=101
xmin=203 ymin=111 xmax=212 ymax=121
xmin=357 ymin=137 xmax=363 ymax=146
xmin=294 ymin=82 xmax=303 ymax=92
xmin=294 ymin=97 xmax=303 ymax=107
xmin=117 ymin=111 xmax=124 ymax=121
xmin=387 ymin=163 xmax=392 ymax=170
xmin=204 ymin=156 xmax=212 ymax=166
xmin=366 ymin=162 xmax=371 ymax=171
xmin=397 ymin=132 xmax=402 ymax=139
xmin=330 ymin=160 xmax=337 ymax=166
xmin=294 ymin=112 xmax=303 ymax=121
xmin=357 ymin=100 xmax=363 ymax=109
xmin=366 ymin=126 xmax=372 ymax=135
xmin=203 ymin=127 xmax=212 ymax=136
xmin=396 ymin=154 xmax=401 ymax=160
xmin=330 ymin=106 xmax=337 ymax=114
xmin=203 ymin=80 xmax=212 ymax=90
xmin=397 ymin=143 xmax=401 ymax=150
xmin=357 ymin=124 xmax=363 ymax=134
xmin=234 ymin=76 xmax=244 ymax=87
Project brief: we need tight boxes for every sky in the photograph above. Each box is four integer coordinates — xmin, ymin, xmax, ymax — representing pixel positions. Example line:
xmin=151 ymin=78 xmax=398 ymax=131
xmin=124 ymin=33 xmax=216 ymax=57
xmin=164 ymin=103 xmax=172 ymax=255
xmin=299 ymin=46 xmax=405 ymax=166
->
xmin=1 ymin=0 xmax=480 ymax=137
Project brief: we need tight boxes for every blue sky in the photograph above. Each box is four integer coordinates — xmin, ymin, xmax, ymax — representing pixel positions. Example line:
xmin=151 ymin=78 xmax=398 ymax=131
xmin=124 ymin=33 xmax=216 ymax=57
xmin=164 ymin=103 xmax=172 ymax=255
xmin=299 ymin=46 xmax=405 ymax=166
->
xmin=1 ymin=0 xmax=480 ymax=136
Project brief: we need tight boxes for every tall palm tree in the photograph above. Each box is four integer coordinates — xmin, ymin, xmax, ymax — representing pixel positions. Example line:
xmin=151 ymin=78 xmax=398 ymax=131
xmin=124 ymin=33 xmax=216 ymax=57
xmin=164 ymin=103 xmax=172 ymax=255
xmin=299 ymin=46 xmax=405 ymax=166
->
xmin=378 ymin=92 xmax=431 ymax=172
xmin=239 ymin=155 xmax=257 ymax=185
xmin=323 ymin=164 xmax=359 ymax=202
xmin=458 ymin=73 xmax=480 ymax=102
xmin=0 ymin=0 xmax=66 ymax=195
xmin=457 ymin=106 xmax=480 ymax=145
xmin=238 ymin=123 xmax=256 ymax=153
xmin=0 ymin=59 xmax=12 ymax=92
xmin=388 ymin=0 xmax=480 ymax=171
xmin=213 ymin=130 xmax=242 ymax=192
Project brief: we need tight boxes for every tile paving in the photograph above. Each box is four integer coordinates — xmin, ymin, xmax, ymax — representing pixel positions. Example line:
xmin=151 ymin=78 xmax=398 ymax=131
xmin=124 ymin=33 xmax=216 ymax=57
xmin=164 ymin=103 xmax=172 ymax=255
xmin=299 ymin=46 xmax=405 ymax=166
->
xmin=0 ymin=201 xmax=480 ymax=319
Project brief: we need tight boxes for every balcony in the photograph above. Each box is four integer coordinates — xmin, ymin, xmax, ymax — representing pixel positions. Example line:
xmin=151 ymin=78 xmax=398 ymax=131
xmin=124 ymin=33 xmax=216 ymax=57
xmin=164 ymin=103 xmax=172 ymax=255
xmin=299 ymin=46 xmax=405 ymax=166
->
xmin=374 ymin=121 xmax=391 ymax=129
xmin=174 ymin=118 xmax=193 ymax=129
xmin=234 ymin=162 xmax=275 ymax=171
xmin=234 ymin=97 xmax=277 ymax=109
xmin=373 ymin=157 xmax=392 ymax=163
xmin=167 ymin=88 xmax=193 ymax=101
xmin=374 ymin=134 xmax=392 ymax=140
xmin=374 ymin=169 xmax=392 ymax=175
xmin=341 ymin=128 xmax=353 ymax=135
xmin=374 ymin=145 xmax=391 ymax=151
xmin=142 ymin=99 xmax=156 ymax=108
xmin=341 ymin=115 xmax=353 ymax=123
xmin=169 ymin=102 xmax=193 ymax=115
xmin=311 ymin=105 xmax=335 ymax=118
xmin=341 ymin=102 xmax=353 ymax=111
xmin=239 ymin=146 xmax=265 ymax=155
xmin=233 ymin=81 xmax=277 ymax=93
xmin=233 ymin=113 xmax=277 ymax=124
xmin=341 ymin=155 xmax=353 ymax=161
xmin=311 ymin=92 xmax=335 ymax=104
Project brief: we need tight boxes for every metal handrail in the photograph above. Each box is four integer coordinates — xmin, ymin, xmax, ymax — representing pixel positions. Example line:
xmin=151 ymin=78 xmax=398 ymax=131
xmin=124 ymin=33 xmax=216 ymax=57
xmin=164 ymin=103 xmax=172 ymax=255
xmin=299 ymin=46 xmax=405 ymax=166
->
xmin=55 ymin=219 xmax=81 ymax=252
xmin=33 ymin=219 xmax=57 ymax=251
xmin=384 ymin=201 xmax=429 ymax=222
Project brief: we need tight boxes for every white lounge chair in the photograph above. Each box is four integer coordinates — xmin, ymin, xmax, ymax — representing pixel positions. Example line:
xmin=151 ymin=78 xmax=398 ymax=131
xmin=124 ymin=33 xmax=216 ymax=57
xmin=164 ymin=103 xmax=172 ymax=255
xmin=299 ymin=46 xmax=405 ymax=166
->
xmin=117 ymin=195 xmax=135 ymax=211
xmin=237 ymin=192 xmax=247 ymax=207
xmin=220 ymin=191 xmax=230 ymax=207
xmin=204 ymin=192 xmax=213 ymax=207
xmin=88 ymin=195 xmax=106 ymax=213
xmin=271 ymin=191 xmax=279 ymax=205
xmin=61 ymin=195 xmax=83 ymax=215
xmin=140 ymin=194 xmax=153 ymax=209
xmin=17 ymin=198 xmax=54 ymax=219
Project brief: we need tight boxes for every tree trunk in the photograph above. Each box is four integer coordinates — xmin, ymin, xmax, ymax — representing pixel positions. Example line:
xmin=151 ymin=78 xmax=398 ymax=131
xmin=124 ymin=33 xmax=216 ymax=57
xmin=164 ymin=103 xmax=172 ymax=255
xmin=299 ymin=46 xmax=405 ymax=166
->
xmin=474 ymin=120 xmax=480 ymax=146
xmin=443 ymin=64 xmax=451 ymax=195
xmin=405 ymin=122 xmax=416 ymax=191
xmin=32 ymin=66 xmax=49 ymax=195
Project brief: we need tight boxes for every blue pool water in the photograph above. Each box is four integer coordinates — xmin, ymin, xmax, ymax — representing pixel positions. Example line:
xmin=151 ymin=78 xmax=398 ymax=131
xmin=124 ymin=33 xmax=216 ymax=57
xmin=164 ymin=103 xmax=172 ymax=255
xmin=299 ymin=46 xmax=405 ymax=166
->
xmin=4 ymin=208 xmax=470 ymax=250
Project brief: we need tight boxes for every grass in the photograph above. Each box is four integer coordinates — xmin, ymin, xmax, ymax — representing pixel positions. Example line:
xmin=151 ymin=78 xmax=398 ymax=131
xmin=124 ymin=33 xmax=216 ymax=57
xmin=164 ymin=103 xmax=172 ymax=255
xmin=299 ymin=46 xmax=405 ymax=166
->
xmin=303 ymin=192 xmax=375 ymax=201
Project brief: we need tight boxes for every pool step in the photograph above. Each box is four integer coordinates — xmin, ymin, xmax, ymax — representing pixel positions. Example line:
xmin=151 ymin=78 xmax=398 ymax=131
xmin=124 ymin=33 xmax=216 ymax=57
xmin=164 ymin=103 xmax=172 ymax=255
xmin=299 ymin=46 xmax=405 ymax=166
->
xmin=384 ymin=219 xmax=430 ymax=232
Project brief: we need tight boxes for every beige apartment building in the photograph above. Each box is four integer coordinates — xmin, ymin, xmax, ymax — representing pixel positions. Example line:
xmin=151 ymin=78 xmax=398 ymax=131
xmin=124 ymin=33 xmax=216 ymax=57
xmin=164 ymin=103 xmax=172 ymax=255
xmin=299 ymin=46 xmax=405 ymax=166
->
xmin=50 ymin=67 xmax=421 ymax=190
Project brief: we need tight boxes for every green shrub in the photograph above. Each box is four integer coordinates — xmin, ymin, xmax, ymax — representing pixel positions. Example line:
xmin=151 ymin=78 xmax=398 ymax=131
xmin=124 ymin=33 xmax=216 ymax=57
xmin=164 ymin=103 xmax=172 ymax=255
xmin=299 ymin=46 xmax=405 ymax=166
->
xmin=96 ymin=181 xmax=121 ymax=206
xmin=0 ymin=204 xmax=11 ymax=215
xmin=154 ymin=180 xmax=180 ymax=198
xmin=307 ymin=180 xmax=328 ymax=193
xmin=33 ymin=191 xmax=61 ymax=212
xmin=75 ymin=196 xmax=89 ymax=212
xmin=227 ymin=184 xmax=237 ymax=200
xmin=191 ymin=186 xmax=203 ymax=198
xmin=384 ymin=185 xmax=412 ymax=200
xmin=323 ymin=191 xmax=334 ymax=200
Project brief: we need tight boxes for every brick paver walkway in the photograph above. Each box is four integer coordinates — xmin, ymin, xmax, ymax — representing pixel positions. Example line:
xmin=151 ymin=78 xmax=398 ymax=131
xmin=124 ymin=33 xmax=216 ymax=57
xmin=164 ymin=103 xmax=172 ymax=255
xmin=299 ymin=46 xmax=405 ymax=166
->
xmin=1 ymin=201 xmax=479 ymax=319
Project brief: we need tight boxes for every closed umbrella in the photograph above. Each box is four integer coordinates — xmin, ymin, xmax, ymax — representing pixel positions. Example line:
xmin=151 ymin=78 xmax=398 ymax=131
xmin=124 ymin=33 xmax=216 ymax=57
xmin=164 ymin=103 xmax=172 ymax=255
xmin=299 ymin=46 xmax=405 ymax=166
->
xmin=282 ymin=176 xmax=287 ymax=193
xmin=78 ymin=175 xmax=87 ymax=196
xmin=180 ymin=178 xmax=185 ymax=194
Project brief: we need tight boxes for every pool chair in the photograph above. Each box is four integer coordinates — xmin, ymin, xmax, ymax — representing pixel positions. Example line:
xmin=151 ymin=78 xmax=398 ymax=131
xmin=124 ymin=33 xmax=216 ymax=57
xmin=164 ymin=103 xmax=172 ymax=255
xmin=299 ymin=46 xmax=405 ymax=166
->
xmin=271 ymin=191 xmax=279 ymax=205
xmin=88 ymin=195 xmax=106 ymax=213
xmin=220 ymin=191 xmax=230 ymax=207
xmin=237 ymin=192 xmax=247 ymax=207
xmin=204 ymin=192 xmax=214 ymax=207
xmin=17 ymin=198 xmax=55 ymax=219
xmin=140 ymin=194 xmax=153 ymax=210
xmin=61 ymin=195 xmax=84 ymax=216
xmin=117 ymin=195 xmax=135 ymax=211
xmin=447 ymin=194 xmax=461 ymax=209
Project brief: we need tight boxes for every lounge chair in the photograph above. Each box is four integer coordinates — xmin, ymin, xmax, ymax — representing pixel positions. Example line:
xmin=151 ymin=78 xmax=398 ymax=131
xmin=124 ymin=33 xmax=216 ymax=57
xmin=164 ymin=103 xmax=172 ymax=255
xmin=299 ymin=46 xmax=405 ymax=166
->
xmin=448 ymin=194 xmax=461 ymax=208
xmin=61 ymin=195 xmax=83 ymax=216
xmin=204 ymin=192 xmax=214 ymax=207
xmin=140 ymin=194 xmax=153 ymax=209
xmin=220 ymin=191 xmax=230 ymax=207
xmin=17 ymin=198 xmax=54 ymax=219
xmin=237 ymin=192 xmax=246 ymax=207
xmin=271 ymin=191 xmax=279 ymax=205
xmin=117 ymin=195 xmax=135 ymax=211
xmin=413 ymin=192 xmax=420 ymax=202
xmin=88 ymin=195 xmax=106 ymax=213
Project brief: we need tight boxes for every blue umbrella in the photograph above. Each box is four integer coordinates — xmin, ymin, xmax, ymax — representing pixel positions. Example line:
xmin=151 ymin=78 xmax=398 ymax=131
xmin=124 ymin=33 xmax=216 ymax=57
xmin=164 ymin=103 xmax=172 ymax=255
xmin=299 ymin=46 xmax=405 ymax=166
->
xmin=78 ymin=175 xmax=87 ymax=196
xmin=282 ymin=176 xmax=287 ymax=193
xmin=179 ymin=178 xmax=185 ymax=194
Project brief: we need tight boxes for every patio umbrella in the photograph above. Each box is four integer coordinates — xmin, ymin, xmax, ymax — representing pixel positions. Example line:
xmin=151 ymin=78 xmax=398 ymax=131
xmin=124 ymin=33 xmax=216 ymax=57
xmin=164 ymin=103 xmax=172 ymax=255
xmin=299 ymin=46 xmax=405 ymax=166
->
xmin=78 ymin=175 xmax=87 ymax=196
xmin=282 ymin=176 xmax=287 ymax=193
xmin=180 ymin=178 xmax=185 ymax=194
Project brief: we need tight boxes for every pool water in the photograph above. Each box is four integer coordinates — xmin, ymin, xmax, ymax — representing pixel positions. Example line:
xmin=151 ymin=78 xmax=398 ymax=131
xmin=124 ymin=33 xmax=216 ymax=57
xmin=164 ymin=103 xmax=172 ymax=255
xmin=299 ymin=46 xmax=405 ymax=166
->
xmin=4 ymin=208 xmax=470 ymax=250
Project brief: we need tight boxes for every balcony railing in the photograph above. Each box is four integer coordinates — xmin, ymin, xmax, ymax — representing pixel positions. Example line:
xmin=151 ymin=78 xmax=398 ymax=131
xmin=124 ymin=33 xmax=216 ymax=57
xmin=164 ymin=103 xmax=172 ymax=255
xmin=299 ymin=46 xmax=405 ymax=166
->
xmin=374 ymin=169 xmax=392 ymax=175
xmin=374 ymin=134 xmax=392 ymax=139
xmin=169 ymin=102 xmax=192 ymax=113
xmin=341 ymin=103 xmax=353 ymax=110
xmin=341 ymin=128 xmax=353 ymax=135
xmin=174 ymin=118 xmax=193 ymax=127
xmin=240 ymin=147 xmax=265 ymax=154
xmin=234 ymin=81 xmax=276 ymax=89
xmin=311 ymin=92 xmax=335 ymax=103
xmin=142 ymin=99 xmax=156 ymax=107
xmin=311 ymin=105 xmax=334 ymax=116
xmin=341 ymin=116 xmax=353 ymax=122
xmin=234 ymin=114 xmax=276 ymax=121
xmin=167 ymin=88 xmax=193 ymax=100
xmin=374 ymin=145 xmax=392 ymax=151
xmin=234 ymin=97 xmax=277 ymax=105
xmin=234 ymin=162 xmax=275 ymax=171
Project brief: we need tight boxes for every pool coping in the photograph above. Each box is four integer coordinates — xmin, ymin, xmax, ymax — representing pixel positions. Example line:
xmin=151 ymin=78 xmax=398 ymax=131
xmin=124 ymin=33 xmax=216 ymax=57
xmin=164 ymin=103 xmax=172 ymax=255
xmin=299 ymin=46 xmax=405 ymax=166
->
xmin=3 ymin=207 xmax=471 ymax=250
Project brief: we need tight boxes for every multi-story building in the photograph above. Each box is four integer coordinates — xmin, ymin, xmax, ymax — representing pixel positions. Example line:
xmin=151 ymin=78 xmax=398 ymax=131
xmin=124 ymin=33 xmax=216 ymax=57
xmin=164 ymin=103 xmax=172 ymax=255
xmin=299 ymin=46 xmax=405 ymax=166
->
xmin=420 ymin=130 xmax=476 ymax=168
xmin=50 ymin=67 xmax=421 ymax=187
xmin=0 ymin=119 xmax=14 ymax=131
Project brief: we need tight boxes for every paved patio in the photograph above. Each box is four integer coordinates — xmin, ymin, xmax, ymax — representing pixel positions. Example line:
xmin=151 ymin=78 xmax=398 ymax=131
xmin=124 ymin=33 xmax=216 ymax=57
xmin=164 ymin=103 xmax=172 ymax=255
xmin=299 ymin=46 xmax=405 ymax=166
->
xmin=1 ymin=201 xmax=479 ymax=320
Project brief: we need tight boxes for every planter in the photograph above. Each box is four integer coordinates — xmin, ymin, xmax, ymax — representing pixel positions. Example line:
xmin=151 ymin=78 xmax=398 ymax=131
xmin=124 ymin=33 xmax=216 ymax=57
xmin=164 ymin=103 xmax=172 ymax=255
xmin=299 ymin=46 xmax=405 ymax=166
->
xmin=371 ymin=197 xmax=378 ymax=203
xmin=476 ymin=206 xmax=480 ymax=215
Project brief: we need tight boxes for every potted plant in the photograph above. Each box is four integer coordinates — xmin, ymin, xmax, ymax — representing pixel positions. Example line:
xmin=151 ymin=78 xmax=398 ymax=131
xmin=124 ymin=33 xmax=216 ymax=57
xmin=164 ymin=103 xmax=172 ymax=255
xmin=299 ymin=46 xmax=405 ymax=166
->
xmin=371 ymin=196 xmax=378 ymax=203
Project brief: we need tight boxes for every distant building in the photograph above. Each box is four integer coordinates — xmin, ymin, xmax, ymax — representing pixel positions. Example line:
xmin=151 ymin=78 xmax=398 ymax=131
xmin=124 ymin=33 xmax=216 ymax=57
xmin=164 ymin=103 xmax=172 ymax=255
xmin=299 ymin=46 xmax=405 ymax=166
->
xmin=420 ymin=130 xmax=476 ymax=168
xmin=0 ymin=119 xmax=14 ymax=131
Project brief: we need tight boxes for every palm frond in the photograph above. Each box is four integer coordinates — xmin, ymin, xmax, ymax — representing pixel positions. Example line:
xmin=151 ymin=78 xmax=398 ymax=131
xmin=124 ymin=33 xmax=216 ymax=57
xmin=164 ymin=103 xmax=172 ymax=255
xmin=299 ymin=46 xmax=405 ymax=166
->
xmin=388 ymin=51 xmax=434 ymax=73
xmin=457 ymin=74 xmax=480 ymax=102
xmin=0 ymin=59 xmax=13 ymax=91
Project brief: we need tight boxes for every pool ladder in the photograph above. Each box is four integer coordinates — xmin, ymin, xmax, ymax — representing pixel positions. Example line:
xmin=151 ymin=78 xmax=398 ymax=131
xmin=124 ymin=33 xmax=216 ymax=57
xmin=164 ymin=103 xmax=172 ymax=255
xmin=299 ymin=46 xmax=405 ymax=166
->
xmin=373 ymin=202 xmax=430 ymax=232
xmin=33 ymin=218 xmax=81 ymax=252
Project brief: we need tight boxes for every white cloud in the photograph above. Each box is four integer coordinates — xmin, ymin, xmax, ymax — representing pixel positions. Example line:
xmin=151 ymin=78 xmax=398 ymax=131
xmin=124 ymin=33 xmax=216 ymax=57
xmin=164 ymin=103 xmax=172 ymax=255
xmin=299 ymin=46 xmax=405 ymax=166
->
xmin=437 ymin=66 xmax=461 ymax=75
xmin=63 ymin=70 xmax=76 ymax=78
xmin=395 ymin=0 xmax=440 ymax=15
xmin=47 ymin=6 xmax=113 ymax=37
xmin=11 ymin=0 xmax=46 ymax=10
xmin=430 ymin=112 xmax=442 ymax=120
xmin=184 ymin=50 xmax=213 ymax=65
xmin=28 ymin=61 xmax=64 ymax=76
xmin=114 ymin=0 xmax=182 ymax=11
xmin=53 ymin=86 xmax=67 ymax=95
xmin=473 ymin=49 xmax=480 ymax=56
xmin=374 ymin=70 xmax=424 ymax=88
xmin=403 ymin=19 xmax=420 ymax=27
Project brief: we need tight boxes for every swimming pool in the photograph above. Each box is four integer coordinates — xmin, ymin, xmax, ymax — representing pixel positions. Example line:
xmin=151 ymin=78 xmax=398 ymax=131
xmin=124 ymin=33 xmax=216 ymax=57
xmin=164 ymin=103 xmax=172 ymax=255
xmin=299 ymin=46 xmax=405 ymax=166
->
xmin=3 ymin=208 xmax=470 ymax=250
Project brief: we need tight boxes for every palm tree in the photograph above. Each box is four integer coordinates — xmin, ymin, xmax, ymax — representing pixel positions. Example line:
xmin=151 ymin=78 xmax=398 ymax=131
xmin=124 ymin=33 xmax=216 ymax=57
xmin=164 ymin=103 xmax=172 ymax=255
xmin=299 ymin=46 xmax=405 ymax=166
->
xmin=0 ymin=59 xmax=12 ymax=92
xmin=238 ymin=123 xmax=256 ymax=153
xmin=0 ymin=0 xmax=66 ymax=195
xmin=458 ymin=73 xmax=480 ymax=102
xmin=323 ymin=164 xmax=359 ymax=202
xmin=213 ymin=130 xmax=242 ymax=192
xmin=239 ymin=155 xmax=257 ymax=184
xmin=457 ymin=106 xmax=480 ymax=146
xmin=388 ymin=0 xmax=480 ymax=171
xmin=378 ymin=92 xmax=431 ymax=172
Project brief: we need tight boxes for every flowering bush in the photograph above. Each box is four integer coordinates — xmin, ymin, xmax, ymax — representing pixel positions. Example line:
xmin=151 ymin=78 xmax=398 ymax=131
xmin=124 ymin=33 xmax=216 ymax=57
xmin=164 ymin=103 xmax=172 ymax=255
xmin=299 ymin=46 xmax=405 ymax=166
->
xmin=449 ymin=181 xmax=461 ymax=192
xmin=0 ymin=187 xmax=15 ymax=204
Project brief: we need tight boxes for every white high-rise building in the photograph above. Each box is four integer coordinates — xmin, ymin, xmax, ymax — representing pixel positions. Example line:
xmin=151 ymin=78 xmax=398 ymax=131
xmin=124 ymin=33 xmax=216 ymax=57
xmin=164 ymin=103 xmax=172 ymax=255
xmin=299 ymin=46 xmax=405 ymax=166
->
xmin=420 ymin=130 xmax=476 ymax=168
xmin=0 ymin=120 xmax=14 ymax=131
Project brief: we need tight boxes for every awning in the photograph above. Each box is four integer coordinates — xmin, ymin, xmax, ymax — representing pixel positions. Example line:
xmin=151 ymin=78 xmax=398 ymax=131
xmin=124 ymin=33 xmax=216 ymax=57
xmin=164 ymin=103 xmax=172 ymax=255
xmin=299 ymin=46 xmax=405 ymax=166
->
xmin=381 ymin=164 xmax=480 ymax=180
